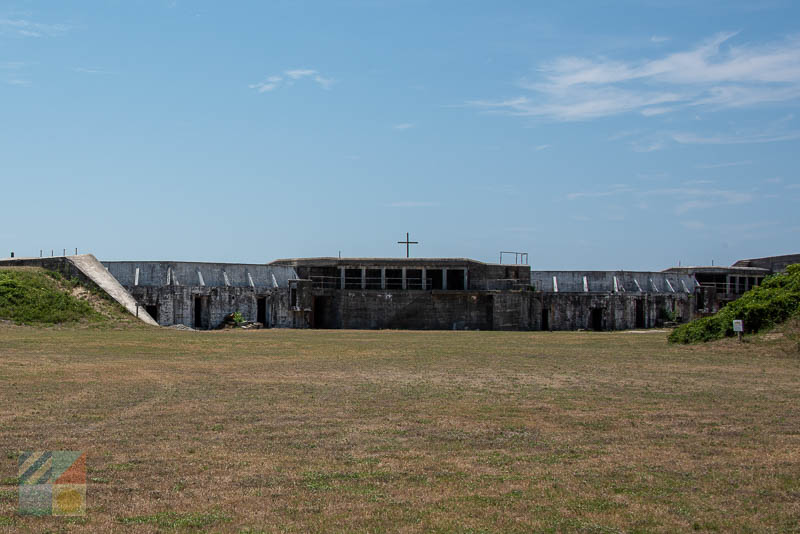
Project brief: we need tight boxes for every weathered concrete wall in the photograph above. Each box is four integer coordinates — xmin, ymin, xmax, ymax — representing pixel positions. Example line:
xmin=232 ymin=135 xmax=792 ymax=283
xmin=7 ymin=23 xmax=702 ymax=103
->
xmin=104 ymin=261 xmax=307 ymax=329
xmin=311 ymin=288 xmax=693 ymax=331
xmin=532 ymin=293 xmax=693 ymax=331
xmin=530 ymin=270 xmax=697 ymax=294
xmin=128 ymin=286 xmax=305 ymax=329
xmin=316 ymin=290 xmax=498 ymax=330
xmin=271 ymin=258 xmax=531 ymax=290
xmin=103 ymin=261 xmax=297 ymax=288
xmin=732 ymin=254 xmax=800 ymax=273
xmin=493 ymin=292 xmax=532 ymax=330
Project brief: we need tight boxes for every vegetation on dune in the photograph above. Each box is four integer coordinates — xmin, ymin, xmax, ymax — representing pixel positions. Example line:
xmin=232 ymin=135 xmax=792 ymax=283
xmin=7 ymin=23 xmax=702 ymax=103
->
xmin=669 ymin=264 xmax=800 ymax=344
xmin=0 ymin=268 xmax=104 ymax=325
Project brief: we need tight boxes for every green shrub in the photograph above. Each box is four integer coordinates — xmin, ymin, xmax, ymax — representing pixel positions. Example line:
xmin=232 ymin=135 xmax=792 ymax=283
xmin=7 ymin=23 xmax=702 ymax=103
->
xmin=669 ymin=264 xmax=800 ymax=344
xmin=0 ymin=268 xmax=103 ymax=325
xmin=232 ymin=311 xmax=245 ymax=326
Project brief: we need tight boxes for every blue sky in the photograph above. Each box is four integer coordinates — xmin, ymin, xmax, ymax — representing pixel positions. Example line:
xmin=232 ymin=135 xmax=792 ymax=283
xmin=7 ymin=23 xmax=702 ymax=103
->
xmin=1 ymin=1 xmax=798 ymax=269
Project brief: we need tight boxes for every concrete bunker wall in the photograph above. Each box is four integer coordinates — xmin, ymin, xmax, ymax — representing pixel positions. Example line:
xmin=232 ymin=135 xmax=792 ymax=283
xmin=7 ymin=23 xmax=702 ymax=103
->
xmin=311 ymin=289 xmax=692 ymax=331
xmin=129 ymin=286 xmax=305 ymax=329
xmin=318 ymin=290 xmax=499 ymax=330
xmin=532 ymin=293 xmax=694 ymax=331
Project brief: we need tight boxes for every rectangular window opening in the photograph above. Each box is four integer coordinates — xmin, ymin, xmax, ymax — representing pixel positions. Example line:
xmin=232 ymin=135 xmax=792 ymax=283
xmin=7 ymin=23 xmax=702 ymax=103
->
xmin=385 ymin=269 xmax=403 ymax=290
xmin=406 ymin=269 xmax=423 ymax=290
xmin=344 ymin=269 xmax=361 ymax=289
xmin=365 ymin=269 xmax=382 ymax=290
xmin=446 ymin=269 xmax=465 ymax=290
xmin=428 ymin=269 xmax=444 ymax=290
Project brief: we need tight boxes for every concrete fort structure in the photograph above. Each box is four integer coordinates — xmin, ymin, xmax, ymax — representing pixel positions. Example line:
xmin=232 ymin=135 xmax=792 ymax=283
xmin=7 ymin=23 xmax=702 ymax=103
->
xmin=268 ymin=257 xmax=533 ymax=330
xmin=664 ymin=254 xmax=800 ymax=314
xmin=1 ymin=252 xmax=796 ymax=332
xmin=102 ymin=261 xmax=302 ymax=328
xmin=266 ymin=258 xmax=698 ymax=331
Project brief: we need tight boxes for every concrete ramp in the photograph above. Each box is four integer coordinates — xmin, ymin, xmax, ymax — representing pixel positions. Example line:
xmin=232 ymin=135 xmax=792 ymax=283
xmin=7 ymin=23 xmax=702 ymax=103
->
xmin=68 ymin=255 xmax=159 ymax=326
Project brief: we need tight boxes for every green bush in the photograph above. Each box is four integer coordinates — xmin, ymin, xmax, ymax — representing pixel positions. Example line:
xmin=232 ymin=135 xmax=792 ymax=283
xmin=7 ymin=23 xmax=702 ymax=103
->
xmin=669 ymin=264 xmax=800 ymax=344
xmin=0 ymin=269 xmax=102 ymax=325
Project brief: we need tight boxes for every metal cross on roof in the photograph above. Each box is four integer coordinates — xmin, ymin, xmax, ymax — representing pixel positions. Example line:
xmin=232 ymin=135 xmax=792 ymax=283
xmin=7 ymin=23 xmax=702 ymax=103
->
xmin=397 ymin=232 xmax=419 ymax=258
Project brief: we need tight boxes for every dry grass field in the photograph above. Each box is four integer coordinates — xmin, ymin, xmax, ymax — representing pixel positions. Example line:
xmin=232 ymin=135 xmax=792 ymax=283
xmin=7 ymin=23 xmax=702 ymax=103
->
xmin=0 ymin=324 xmax=798 ymax=533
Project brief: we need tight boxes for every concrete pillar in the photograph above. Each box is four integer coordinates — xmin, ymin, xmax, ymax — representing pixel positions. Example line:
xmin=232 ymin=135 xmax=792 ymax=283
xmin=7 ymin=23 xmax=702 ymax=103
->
xmin=421 ymin=267 xmax=427 ymax=290
xmin=340 ymin=267 xmax=345 ymax=289
xmin=402 ymin=267 xmax=407 ymax=290
xmin=381 ymin=268 xmax=386 ymax=290
xmin=726 ymin=275 xmax=731 ymax=294
xmin=442 ymin=267 xmax=448 ymax=290
xmin=361 ymin=267 xmax=366 ymax=289
xmin=463 ymin=269 xmax=468 ymax=290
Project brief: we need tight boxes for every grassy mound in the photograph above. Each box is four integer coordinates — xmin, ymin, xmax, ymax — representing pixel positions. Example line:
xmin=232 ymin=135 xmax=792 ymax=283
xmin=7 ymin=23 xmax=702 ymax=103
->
xmin=669 ymin=264 xmax=800 ymax=344
xmin=0 ymin=267 xmax=105 ymax=325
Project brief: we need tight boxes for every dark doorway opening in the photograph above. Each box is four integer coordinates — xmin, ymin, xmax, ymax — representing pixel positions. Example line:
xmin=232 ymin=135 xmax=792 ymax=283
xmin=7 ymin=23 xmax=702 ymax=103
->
xmin=313 ymin=296 xmax=330 ymax=328
xmin=446 ymin=269 xmax=465 ymax=290
xmin=257 ymin=297 xmax=267 ymax=326
xmin=635 ymin=299 xmax=645 ymax=329
xmin=541 ymin=308 xmax=549 ymax=331
xmin=590 ymin=308 xmax=603 ymax=331
xmin=429 ymin=269 xmax=443 ymax=290
xmin=145 ymin=304 xmax=158 ymax=323
xmin=194 ymin=297 xmax=204 ymax=329
xmin=290 ymin=288 xmax=297 ymax=308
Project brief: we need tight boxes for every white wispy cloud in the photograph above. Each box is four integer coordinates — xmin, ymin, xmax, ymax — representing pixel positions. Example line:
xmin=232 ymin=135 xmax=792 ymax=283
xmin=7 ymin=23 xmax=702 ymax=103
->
xmin=387 ymin=201 xmax=440 ymax=208
xmin=249 ymin=68 xmax=334 ymax=93
xmin=535 ymin=144 xmax=551 ymax=150
xmin=631 ymin=139 xmax=665 ymax=152
xmin=504 ymin=226 xmax=540 ymax=233
xmin=696 ymin=160 xmax=753 ymax=169
xmin=466 ymin=32 xmax=800 ymax=121
xmin=1 ymin=61 xmax=30 ymax=86
xmin=672 ymin=130 xmax=800 ymax=144
xmin=566 ymin=184 xmax=754 ymax=215
xmin=285 ymin=69 xmax=316 ymax=79
xmin=73 ymin=67 xmax=106 ymax=74
xmin=249 ymin=75 xmax=283 ymax=93
xmin=5 ymin=78 xmax=30 ymax=86
xmin=393 ymin=123 xmax=414 ymax=130
xmin=0 ymin=18 xmax=69 ymax=37
xmin=651 ymin=35 xmax=670 ymax=43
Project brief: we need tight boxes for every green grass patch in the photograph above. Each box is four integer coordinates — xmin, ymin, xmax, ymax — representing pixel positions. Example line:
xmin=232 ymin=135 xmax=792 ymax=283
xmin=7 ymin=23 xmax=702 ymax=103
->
xmin=0 ymin=268 xmax=103 ymax=325
xmin=117 ymin=508 xmax=232 ymax=529
xmin=106 ymin=461 xmax=139 ymax=471
xmin=670 ymin=264 xmax=800 ymax=343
